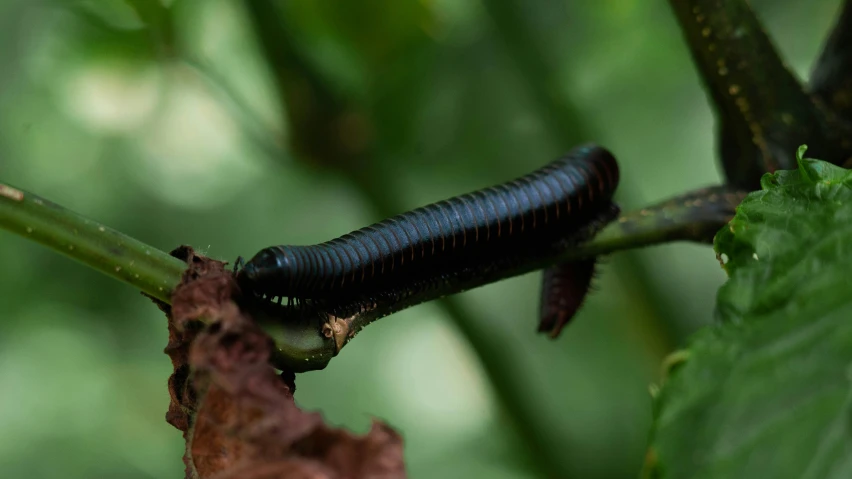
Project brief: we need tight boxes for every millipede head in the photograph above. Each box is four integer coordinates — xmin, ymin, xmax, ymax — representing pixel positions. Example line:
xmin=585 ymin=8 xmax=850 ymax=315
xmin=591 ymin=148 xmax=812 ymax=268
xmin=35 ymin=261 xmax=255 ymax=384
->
xmin=235 ymin=248 xmax=285 ymax=296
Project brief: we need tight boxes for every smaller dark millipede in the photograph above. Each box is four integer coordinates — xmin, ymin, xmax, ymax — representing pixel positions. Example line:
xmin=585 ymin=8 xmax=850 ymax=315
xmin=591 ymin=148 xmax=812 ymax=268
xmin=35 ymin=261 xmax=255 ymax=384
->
xmin=236 ymin=143 xmax=621 ymax=329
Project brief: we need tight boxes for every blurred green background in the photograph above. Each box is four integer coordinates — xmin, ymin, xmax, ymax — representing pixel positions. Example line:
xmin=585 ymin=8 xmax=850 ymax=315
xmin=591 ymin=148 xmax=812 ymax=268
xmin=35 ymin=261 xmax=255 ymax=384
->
xmin=0 ymin=0 xmax=843 ymax=478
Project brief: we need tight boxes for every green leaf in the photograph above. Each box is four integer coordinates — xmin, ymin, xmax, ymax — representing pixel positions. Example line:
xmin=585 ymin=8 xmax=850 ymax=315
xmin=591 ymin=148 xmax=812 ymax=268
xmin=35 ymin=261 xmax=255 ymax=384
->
xmin=646 ymin=147 xmax=852 ymax=479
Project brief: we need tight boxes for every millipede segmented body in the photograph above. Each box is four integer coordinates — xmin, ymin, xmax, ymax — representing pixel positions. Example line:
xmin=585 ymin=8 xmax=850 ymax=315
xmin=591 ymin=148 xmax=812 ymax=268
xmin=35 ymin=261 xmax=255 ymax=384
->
xmin=237 ymin=144 xmax=620 ymax=324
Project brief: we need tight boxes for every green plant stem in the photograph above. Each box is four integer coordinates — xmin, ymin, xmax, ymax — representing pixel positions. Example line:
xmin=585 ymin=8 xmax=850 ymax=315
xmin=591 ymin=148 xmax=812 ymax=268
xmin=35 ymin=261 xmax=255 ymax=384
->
xmin=0 ymin=183 xmax=185 ymax=303
xmin=0 ymin=177 xmax=741 ymax=377
xmin=577 ymin=185 xmax=747 ymax=258
xmin=0 ymin=182 xmax=337 ymax=373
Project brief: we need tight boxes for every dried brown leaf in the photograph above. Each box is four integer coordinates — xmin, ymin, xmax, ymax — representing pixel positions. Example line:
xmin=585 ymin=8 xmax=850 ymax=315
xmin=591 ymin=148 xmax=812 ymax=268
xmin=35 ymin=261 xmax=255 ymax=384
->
xmin=155 ymin=246 xmax=406 ymax=479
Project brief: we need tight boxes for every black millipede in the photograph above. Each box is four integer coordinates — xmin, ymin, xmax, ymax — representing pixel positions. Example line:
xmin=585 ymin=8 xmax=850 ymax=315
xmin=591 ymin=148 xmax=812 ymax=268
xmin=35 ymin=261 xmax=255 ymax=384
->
xmin=236 ymin=143 xmax=621 ymax=338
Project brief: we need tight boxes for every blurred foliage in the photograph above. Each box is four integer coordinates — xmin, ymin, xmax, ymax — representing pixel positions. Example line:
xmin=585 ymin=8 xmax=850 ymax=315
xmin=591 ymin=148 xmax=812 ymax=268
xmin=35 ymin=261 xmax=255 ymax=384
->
xmin=0 ymin=0 xmax=846 ymax=478
xmin=647 ymin=151 xmax=852 ymax=478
